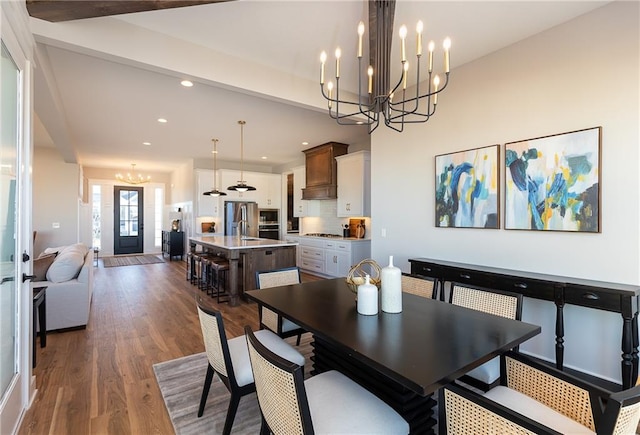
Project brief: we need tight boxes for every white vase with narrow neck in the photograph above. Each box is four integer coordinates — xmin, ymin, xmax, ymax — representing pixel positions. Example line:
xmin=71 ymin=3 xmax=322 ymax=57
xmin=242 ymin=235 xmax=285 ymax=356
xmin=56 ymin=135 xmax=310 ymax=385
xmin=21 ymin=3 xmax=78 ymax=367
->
xmin=381 ymin=255 xmax=402 ymax=313
xmin=357 ymin=274 xmax=378 ymax=316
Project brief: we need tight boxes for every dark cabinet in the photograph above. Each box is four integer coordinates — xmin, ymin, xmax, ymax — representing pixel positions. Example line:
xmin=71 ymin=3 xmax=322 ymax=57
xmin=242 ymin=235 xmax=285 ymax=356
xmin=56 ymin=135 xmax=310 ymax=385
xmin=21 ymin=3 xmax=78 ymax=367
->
xmin=301 ymin=142 xmax=348 ymax=199
xmin=162 ymin=231 xmax=184 ymax=261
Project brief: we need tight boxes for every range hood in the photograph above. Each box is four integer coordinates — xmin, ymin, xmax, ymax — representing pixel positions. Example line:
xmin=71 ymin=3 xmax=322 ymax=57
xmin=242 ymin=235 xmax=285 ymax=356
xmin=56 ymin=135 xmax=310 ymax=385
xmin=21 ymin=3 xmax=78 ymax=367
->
xmin=302 ymin=142 xmax=348 ymax=200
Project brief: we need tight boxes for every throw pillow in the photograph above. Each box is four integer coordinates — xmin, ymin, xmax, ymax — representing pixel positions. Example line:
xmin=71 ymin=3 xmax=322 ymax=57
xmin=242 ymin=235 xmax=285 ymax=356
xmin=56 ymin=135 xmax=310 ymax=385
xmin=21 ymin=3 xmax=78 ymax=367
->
xmin=33 ymin=253 xmax=56 ymax=282
xmin=46 ymin=249 xmax=85 ymax=283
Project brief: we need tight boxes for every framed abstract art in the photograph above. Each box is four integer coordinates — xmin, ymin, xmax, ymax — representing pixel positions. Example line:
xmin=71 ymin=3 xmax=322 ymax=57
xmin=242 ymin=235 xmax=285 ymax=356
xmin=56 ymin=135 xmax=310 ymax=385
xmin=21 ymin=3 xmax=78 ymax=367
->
xmin=435 ymin=144 xmax=500 ymax=229
xmin=504 ymin=127 xmax=601 ymax=232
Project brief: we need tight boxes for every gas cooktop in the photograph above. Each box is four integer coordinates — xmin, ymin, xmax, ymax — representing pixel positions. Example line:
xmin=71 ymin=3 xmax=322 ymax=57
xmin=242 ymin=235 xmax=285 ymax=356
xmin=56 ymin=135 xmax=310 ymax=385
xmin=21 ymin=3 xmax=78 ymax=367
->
xmin=303 ymin=233 xmax=343 ymax=238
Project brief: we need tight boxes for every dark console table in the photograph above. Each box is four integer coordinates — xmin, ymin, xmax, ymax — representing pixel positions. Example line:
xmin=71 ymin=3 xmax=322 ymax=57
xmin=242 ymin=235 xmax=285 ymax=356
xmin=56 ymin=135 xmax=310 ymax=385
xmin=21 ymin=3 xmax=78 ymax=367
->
xmin=409 ymin=257 xmax=640 ymax=390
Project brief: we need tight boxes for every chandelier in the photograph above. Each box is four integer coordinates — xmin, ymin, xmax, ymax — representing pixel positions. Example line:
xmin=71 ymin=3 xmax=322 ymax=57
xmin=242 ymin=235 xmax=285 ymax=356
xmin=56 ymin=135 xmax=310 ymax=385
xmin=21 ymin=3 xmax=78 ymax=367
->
xmin=227 ymin=120 xmax=256 ymax=192
xmin=203 ymin=138 xmax=227 ymax=196
xmin=319 ymin=0 xmax=451 ymax=133
xmin=115 ymin=163 xmax=151 ymax=185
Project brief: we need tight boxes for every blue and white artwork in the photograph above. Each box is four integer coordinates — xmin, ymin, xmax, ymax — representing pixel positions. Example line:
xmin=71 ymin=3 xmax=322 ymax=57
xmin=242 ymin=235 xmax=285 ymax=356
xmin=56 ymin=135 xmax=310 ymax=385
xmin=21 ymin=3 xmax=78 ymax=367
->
xmin=505 ymin=127 xmax=601 ymax=232
xmin=435 ymin=145 xmax=500 ymax=229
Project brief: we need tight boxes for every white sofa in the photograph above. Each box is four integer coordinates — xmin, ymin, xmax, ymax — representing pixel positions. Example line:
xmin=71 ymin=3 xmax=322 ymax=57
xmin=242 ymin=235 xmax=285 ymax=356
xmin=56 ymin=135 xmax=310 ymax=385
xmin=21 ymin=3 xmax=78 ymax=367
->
xmin=33 ymin=244 xmax=94 ymax=331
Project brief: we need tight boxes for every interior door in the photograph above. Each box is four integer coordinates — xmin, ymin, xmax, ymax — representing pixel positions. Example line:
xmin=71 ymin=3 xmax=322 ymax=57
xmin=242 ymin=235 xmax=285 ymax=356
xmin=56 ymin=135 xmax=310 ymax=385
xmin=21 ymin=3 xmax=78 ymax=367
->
xmin=113 ymin=186 xmax=144 ymax=255
xmin=0 ymin=40 xmax=24 ymax=434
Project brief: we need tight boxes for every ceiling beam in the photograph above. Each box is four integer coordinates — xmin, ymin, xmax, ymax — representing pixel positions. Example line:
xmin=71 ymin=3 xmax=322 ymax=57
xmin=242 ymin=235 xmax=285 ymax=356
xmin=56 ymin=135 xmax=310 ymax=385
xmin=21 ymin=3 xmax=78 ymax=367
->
xmin=26 ymin=0 xmax=231 ymax=22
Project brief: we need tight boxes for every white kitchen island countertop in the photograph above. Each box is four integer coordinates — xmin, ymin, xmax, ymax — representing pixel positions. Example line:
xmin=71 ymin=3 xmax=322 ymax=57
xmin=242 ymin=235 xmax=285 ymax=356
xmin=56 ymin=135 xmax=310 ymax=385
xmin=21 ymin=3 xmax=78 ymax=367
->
xmin=189 ymin=235 xmax=298 ymax=250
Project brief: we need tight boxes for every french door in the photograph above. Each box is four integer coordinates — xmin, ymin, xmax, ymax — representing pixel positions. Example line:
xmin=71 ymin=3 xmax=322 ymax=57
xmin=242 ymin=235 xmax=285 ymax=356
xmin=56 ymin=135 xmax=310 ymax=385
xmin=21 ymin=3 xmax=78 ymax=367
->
xmin=0 ymin=34 xmax=31 ymax=434
xmin=113 ymin=186 xmax=144 ymax=255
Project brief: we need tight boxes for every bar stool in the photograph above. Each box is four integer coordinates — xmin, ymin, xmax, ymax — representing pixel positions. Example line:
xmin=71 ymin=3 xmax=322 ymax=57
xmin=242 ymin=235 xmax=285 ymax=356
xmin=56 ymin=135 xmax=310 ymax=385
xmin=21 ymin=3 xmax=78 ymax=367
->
xmin=186 ymin=252 xmax=194 ymax=282
xmin=191 ymin=253 xmax=205 ymax=287
xmin=207 ymin=257 xmax=230 ymax=304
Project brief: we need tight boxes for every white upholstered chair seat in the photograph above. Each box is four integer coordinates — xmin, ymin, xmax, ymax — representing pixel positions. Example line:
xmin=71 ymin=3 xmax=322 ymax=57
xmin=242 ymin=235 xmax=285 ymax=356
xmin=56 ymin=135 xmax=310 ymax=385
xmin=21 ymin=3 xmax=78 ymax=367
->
xmin=484 ymin=386 xmax=595 ymax=434
xmin=305 ymin=370 xmax=409 ymax=434
xmin=466 ymin=356 xmax=500 ymax=384
xmin=227 ymin=329 xmax=305 ymax=387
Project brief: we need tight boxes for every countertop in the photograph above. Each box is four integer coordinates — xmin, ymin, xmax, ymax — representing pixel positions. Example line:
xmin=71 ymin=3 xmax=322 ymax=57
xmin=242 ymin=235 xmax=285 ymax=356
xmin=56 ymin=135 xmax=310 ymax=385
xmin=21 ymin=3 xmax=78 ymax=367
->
xmin=291 ymin=235 xmax=372 ymax=242
xmin=189 ymin=235 xmax=298 ymax=250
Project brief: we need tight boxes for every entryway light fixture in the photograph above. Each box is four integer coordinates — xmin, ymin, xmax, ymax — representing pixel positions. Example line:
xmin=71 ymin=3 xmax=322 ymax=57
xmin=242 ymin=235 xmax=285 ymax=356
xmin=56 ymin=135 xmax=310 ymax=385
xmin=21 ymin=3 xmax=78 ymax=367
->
xmin=319 ymin=0 xmax=451 ymax=133
xmin=115 ymin=163 xmax=151 ymax=185
xmin=203 ymin=138 xmax=227 ymax=197
xmin=227 ymin=120 xmax=256 ymax=192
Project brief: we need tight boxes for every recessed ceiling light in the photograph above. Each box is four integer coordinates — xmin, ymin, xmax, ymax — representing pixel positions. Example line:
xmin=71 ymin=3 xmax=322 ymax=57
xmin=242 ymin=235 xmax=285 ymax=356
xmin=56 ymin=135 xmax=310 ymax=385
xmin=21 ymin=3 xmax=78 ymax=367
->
xmin=211 ymin=150 xmax=218 ymax=154
xmin=180 ymin=80 xmax=193 ymax=87
xmin=261 ymin=156 xmax=267 ymax=160
xmin=356 ymin=121 xmax=364 ymax=125
xmin=157 ymin=118 xmax=167 ymax=123
xmin=302 ymin=141 xmax=309 ymax=146
xmin=143 ymin=142 xmax=151 ymax=146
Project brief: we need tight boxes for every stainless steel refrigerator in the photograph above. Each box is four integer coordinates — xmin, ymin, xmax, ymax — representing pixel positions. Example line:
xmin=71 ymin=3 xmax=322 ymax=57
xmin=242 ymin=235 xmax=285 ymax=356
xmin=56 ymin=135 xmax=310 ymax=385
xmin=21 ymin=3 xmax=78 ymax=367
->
xmin=224 ymin=201 xmax=259 ymax=237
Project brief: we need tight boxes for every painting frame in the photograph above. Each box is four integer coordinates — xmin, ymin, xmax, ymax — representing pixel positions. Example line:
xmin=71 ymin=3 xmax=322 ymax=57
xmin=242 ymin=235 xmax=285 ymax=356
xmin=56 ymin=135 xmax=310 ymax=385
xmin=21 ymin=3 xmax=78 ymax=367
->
xmin=435 ymin=144 xmax=500 ymax=229
xmin=504 ymin=126 xmax=601 ymax=233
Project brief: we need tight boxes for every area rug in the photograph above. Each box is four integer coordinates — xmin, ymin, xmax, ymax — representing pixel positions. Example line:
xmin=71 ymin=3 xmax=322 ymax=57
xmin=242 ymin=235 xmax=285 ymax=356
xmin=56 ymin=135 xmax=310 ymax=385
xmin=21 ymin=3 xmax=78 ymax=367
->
xmin=153 ymin=334 xmax=313 ymax=435
xmin=102 ymin=255 xmax=164 ymax=267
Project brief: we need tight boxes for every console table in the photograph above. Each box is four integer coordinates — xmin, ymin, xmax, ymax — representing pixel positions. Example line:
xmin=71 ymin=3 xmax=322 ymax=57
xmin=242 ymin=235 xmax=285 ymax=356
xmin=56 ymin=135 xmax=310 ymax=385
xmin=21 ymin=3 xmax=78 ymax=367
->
xmin=409 ymin=257 xmax=640 ymax=390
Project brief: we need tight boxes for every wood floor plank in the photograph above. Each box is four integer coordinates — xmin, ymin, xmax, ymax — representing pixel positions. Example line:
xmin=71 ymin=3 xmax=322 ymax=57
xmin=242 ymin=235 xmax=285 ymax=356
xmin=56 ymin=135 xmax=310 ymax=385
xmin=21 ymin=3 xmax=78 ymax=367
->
xmin=18 ymin=259 xmax=323 ymax=434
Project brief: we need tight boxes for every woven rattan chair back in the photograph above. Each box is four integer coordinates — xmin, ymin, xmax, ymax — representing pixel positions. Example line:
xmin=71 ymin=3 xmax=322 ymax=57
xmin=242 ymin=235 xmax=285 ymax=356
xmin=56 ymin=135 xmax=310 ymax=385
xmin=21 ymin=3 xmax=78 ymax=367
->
xmin=450 ymin=283 xmax=521 ymax=320
xmin=401 ymin=273 xmax=436 ymax=299
xmin=610 ymin=396 xmax=640 ymax=434
xmin=256 ymin=267 xmax=303 ymax=340
xmin=442 ymin=384 xmax=555 ymax=434
xmin=245 ymin=326 xmax=312 ymax=435
xmin=256 ymin=267 xmax=301 ymax=289
xmin=505 ymin=353 xmax=595 ymax=431
xmin=197 ymin=303 xmax=230 ymax=379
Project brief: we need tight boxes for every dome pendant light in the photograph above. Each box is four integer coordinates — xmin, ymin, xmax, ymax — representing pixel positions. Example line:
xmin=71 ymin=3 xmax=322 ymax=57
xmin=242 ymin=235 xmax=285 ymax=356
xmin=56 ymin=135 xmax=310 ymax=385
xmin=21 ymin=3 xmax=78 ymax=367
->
xmin=203 ymin=138 xmax=227 ymax=196
xmin=227 ymin=120 xmax=256 ymax=192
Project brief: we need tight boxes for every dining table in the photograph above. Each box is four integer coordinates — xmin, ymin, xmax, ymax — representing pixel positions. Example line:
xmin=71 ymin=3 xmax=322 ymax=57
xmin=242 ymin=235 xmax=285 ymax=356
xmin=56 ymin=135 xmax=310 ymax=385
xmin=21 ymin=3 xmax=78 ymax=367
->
xmin=245 ymin=278 xmax=541 ymax=434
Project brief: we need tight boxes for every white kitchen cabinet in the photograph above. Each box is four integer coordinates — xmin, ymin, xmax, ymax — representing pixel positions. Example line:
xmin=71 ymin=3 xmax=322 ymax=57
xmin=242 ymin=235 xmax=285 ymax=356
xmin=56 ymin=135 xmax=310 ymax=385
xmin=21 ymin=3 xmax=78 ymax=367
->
xmin=196 ymin=169 xmax=220 ymax=217
xmin=255 ymin=173 xmax=282 ymax=209
xmin=297 ymin=236 xmax=371 ymax=278
xmin=336 ymin=151 xmax=371 ymax=217
xmin=292 ymin=166 xmax=320 ymax=217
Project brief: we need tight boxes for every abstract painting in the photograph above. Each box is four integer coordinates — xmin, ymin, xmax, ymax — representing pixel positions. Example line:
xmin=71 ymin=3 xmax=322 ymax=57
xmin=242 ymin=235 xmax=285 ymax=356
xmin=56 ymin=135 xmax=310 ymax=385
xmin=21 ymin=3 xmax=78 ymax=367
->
xmin=504 ymin=127 xmax=601 ymax=232
xmin=435 ymin=144 xmax=500 ymax=228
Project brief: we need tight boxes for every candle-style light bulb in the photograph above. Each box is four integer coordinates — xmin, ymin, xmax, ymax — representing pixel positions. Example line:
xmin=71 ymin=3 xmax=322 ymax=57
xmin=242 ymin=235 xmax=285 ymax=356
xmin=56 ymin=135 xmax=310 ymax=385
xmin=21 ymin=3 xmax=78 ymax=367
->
xmin=327 ymin=81 xmax=334 ymax=107
xmin=403 ymin=62 xmax=409 ymax=89
xmin=433 ymin=75 xmax=440 ymax=105
xmin=416 ymin=20 xmax=423 ymax=56
xmin=443 ymin=37 xmax=451 ymax=73
xmin=367 ymin=66 xmax=373 ymax=94
xmin=335 ymin=47 xmax=342 ymax=78
xmin=428 ymin=41 xmax=435 ymax=72
xmin=357 ymin=21 xmax=365 ymax=58
xmin=320 ymin=51 xmax=327 ymax=84
xmin=399 ymin=25 xmax=407 ymax=62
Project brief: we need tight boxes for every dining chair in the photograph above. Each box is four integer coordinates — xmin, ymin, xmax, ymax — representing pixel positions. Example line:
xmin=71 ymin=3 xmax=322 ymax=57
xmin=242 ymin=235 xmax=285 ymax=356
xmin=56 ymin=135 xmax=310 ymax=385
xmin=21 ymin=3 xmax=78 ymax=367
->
xmin=255 ymin=266 xmax=305 ymax=346
xmin=441 ymin=350 xmax=640 ymax=434
xmin=449 ymin=282 xmax=523 ymax=391
xmin=401 ymin=273 xmax=437 ymax=299
xmin=244 ymin=326 xmax=410 ymax=435
xmin=196 ymin=302 xmax=305 ymax=435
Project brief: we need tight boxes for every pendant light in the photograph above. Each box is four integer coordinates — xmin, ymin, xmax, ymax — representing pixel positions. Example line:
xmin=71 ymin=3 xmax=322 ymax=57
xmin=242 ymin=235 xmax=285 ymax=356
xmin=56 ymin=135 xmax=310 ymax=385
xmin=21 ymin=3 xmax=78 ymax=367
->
xmin=227 ymin=120 xmax=256 ymax=192
xmin=203 ymin=138 xmax=227 ymax=196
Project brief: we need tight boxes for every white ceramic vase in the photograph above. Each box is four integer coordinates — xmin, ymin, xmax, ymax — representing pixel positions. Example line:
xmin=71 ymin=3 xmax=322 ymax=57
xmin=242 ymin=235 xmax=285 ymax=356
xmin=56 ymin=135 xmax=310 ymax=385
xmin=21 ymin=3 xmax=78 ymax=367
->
xmin=381 ymin=255 xmax=402 ymax=313
xmin=357 ymin=274 xmax=378 ymax=315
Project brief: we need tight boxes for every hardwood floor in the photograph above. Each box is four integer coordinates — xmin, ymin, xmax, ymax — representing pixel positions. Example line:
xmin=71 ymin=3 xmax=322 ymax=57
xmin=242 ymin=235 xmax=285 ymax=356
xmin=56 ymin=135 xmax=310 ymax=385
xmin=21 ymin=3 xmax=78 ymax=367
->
xmin=19 ymin=259 xmax=322 ymax=434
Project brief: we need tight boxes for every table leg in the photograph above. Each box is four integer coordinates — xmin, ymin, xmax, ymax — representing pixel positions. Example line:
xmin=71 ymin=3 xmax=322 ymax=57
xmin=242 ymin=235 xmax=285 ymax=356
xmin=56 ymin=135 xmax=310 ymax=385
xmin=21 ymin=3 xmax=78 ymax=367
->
xmin=554 ymin=285 xmax=564 ymax=370
xmin=312 ymin=336 xmax=436 ymax=434
xmin=39 ymin=292 xmax=46 ymax=348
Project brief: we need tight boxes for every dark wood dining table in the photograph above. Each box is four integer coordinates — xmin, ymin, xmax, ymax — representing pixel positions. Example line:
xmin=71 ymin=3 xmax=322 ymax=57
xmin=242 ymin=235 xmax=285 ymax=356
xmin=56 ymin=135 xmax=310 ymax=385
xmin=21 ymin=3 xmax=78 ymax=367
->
xmin=245 ymin=278 xmax=541 ymax=434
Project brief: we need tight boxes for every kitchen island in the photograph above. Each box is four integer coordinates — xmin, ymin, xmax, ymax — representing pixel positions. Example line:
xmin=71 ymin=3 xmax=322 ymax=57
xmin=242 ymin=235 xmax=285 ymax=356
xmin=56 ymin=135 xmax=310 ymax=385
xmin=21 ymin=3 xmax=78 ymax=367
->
xmin=189 ymin=236 xmax=298 ymax=306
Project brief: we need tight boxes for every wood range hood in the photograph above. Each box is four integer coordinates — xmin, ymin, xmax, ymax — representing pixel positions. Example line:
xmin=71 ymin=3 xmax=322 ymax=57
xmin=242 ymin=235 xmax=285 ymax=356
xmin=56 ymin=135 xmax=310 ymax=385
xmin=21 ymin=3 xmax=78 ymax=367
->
xmin=302 ymin=142 xmax=349 ymax=200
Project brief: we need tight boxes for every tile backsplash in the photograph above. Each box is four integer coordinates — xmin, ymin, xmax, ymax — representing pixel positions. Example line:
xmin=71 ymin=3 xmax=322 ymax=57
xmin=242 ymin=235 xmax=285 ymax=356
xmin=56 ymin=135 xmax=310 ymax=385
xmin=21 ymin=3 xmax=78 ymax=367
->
xmin=300 ymin=200 xmax=371 ymax=237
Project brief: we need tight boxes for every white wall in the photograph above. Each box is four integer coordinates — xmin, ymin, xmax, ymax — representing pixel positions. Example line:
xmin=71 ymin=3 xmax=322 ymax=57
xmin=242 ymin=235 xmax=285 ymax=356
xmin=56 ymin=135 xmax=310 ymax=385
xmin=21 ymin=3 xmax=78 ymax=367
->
xmin=33 ymin=147 xmax=81 ymax=254
xmin=371 ymin=2 xmax=639 ymax=383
